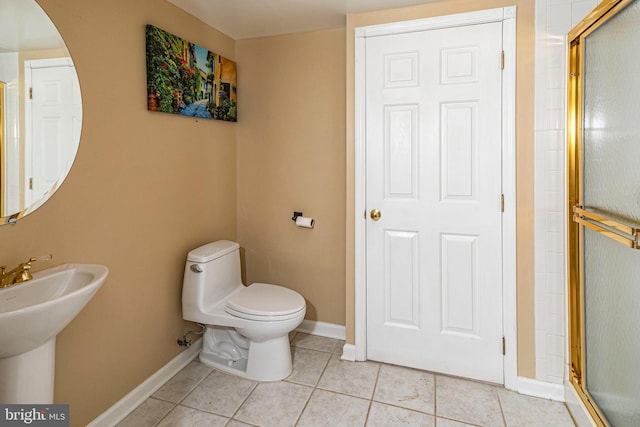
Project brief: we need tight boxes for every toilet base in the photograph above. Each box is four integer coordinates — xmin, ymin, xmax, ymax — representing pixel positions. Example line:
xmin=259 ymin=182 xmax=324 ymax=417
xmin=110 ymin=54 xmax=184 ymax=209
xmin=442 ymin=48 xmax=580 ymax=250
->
xmin=199 ymin=326 xmax=293 ymax=382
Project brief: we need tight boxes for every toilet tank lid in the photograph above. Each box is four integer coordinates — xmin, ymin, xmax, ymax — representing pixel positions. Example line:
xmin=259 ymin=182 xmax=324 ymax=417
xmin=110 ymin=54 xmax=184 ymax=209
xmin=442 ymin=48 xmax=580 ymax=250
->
xmin=187 ymin=240 xmax=239 ymax=263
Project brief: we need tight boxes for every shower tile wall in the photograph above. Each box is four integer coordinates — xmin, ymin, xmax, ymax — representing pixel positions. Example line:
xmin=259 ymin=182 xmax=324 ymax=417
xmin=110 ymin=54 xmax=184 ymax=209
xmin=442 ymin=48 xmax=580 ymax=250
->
xmin=534 ymin=0 xmax=601 ymax=384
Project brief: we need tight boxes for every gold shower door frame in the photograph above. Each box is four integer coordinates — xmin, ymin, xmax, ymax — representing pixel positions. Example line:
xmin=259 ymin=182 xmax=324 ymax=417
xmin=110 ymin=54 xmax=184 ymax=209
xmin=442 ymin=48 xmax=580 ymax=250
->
xmin=567 ymin=1 xmax=636 ymax=425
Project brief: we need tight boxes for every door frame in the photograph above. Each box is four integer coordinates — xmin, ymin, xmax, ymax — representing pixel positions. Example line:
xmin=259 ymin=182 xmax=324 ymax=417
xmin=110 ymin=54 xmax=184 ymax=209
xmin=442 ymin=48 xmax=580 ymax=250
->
xmin=353 ymin=6 xmax=518 ymax=390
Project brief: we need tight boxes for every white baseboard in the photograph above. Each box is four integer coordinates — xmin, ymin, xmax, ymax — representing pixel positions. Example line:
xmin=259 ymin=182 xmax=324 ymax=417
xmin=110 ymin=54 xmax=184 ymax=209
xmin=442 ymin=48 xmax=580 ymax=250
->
xmin=341 ymin=343 xmax=357 ymax=361
xmin=87 ymin=339 xmax=202 ymax=427
xmin=517 ymin=376 xmax=565 ymax=402
xmin=295 ymin=320 xmax=346 ymax=341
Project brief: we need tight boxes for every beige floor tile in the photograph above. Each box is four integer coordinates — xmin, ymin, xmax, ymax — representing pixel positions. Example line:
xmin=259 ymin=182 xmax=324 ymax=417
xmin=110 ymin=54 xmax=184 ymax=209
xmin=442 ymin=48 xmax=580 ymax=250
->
xmin=116 ymin=398 xmax=174 ymax=427
xmin=317 ymin=355 xmax=381 ymax=399
xmin=291 ymin=333 xmax=340 ymax=353
xmin=374 ymin=364 xmax=435 ymax=414
xmin=497 ymin=388 xmax=575 ymax=427
xmin=287 ymin=347 xmax=332 ymax=386
xmin=152 ymin=361 xmax=213 ymax=403
xmin=156 ymin=405 xmax=228 ymax=426
xmin=366 ymin=402 xmax=435 ymax=427
xmin=234 ymin=381 xmax=313 ymax=427
xmin=181 ymin=370 xmax=256 ymax=417
xmin=297 ymin=389 xmax=370 ymax=427
xmin=436 ymin=375 xmax=505 ymax=426
xmin=118 ymin=341 xmax=578 ymax=427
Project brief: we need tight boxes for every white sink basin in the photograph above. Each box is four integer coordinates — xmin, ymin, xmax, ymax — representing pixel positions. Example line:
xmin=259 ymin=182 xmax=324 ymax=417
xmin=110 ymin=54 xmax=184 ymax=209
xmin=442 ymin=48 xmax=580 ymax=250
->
xmin=0 ymin=263 xmax=108 ymax=359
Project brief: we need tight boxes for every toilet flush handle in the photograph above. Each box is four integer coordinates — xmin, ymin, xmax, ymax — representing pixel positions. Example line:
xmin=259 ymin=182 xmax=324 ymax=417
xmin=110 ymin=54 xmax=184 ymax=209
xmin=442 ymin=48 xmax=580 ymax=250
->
xmin=190 ymin=264 xmax=203 ymax=273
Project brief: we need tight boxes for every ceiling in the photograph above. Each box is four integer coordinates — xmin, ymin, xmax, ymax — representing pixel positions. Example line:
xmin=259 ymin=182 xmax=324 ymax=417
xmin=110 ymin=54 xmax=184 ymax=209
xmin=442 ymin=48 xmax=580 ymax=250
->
xmin=0 ymin=0 xmax=65 ymax=53
xmin=168 ymin=0 xmax=439 ymax=40
xmin=0 ymin=0 xmax=437 ymax=53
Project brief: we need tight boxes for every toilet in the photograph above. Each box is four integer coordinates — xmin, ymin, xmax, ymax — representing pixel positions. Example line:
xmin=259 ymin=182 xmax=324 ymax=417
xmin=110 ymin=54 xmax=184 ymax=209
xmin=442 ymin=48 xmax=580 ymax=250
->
xmin=182 ymin=240 xmax=306 ymax=381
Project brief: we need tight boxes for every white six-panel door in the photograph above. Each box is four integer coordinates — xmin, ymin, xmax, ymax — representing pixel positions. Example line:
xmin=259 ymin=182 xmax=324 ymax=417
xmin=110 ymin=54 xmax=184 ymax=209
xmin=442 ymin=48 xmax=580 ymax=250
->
xmin=365 ymin=21 xmax=504 ymax=383
xmin=27 ymin=59 xmax=81 ymax=207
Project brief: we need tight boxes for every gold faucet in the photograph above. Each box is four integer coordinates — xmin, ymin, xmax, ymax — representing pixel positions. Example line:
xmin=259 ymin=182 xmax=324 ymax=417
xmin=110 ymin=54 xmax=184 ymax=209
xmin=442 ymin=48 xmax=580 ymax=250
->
xmin=0 ymin=254 xmax=53 ymax=288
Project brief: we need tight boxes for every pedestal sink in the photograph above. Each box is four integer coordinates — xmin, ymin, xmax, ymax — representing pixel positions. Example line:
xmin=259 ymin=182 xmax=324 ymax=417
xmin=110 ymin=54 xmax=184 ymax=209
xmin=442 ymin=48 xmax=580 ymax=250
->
xmin=0 ymin=263 xmax=108 ymax=403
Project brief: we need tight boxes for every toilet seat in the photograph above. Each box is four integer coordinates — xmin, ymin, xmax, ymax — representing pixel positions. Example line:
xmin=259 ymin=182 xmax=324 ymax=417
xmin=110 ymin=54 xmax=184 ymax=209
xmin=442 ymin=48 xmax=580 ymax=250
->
xmin=225 ymin=283 xmax=305 ymax=321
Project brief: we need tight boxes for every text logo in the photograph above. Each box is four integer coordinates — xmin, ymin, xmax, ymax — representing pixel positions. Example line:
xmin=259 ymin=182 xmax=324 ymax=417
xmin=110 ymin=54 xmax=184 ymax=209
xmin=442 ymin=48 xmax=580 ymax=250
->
xmin=0 ymin=405 xmax=69 ymax=427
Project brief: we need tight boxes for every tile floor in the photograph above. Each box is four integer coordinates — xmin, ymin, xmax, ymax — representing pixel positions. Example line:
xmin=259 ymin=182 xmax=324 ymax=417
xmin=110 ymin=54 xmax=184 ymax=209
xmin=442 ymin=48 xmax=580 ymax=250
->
xmin=117 ymin=333 xmax=576 ymax=427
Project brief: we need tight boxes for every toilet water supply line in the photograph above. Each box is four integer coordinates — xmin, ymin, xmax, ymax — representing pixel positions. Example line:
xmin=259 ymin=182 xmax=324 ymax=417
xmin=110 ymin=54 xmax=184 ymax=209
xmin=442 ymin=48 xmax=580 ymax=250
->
xmin=177 ymin=323 xmax=205 ymax=348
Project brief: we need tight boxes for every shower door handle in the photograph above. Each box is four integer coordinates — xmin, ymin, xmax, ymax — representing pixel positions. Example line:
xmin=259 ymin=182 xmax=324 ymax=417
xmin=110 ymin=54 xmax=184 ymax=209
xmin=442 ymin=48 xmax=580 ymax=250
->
xmin=573 ymin=205 xmax=640 ymax=249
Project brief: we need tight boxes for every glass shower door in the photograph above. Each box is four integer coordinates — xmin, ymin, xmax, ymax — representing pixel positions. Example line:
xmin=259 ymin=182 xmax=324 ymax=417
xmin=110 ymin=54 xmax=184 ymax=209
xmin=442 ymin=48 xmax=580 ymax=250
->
xmin=568 ymin=0 xmax=640 ymax=426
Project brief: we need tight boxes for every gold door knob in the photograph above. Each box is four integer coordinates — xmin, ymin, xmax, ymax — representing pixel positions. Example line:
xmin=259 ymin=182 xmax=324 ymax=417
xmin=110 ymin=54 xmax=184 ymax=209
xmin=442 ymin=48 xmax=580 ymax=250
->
xmin=370 ymin=209 xmax=382 ymax=221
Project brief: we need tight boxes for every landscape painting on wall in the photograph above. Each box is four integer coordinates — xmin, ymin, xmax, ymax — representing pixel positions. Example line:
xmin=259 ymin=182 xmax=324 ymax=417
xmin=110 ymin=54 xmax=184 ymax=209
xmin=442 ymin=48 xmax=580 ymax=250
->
xmin=145 ymin=25 xmax=237 ymax=122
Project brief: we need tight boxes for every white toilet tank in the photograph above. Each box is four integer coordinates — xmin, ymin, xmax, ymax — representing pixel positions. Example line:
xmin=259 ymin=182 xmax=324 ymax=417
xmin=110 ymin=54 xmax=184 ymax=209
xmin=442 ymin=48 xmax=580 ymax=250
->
xmin=182 ymin=240 xmax=243 ymax=322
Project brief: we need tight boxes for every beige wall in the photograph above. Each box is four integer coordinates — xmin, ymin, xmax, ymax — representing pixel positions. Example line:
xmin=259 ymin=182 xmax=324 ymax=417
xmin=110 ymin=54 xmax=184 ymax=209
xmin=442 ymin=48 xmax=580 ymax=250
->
xmin=235 ymin=29 xmax=347 ymax=325
xmin=345 ymin=0 xmax=537 ymax=378
xmin=0 ymin=0 xmax=236 ymax=425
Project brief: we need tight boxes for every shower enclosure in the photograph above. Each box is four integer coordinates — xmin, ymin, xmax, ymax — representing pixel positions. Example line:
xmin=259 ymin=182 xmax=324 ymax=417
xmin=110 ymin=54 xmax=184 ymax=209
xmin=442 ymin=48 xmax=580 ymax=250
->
xmin=567 ymin=0 xmax=640 ymax=426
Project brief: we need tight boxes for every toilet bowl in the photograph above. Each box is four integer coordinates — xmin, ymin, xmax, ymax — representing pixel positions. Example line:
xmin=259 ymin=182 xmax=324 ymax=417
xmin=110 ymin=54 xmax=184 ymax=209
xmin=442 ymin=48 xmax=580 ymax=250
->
xmin=182 ymin=240 xmax=306 ymax=381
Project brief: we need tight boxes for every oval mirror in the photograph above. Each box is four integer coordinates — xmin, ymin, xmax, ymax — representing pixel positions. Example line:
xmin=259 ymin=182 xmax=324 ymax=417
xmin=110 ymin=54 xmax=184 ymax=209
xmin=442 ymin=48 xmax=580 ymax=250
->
xmin=0 ymin=0 xmax=82 ymax=225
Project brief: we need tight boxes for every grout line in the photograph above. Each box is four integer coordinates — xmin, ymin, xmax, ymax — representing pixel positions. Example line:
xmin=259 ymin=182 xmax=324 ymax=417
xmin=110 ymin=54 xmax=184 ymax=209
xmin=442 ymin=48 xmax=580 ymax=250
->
xmin=225 ymin=416 xmax=259 ymax=427
xmin=141 ymin=362 xmax=214 ymax=409
xmin=436 ymin=415 xmax=484 ymax=427
xmin=292 ymin=387 xmax=314 ymax=425
xmin=495 ymin=386 xmax=508 ymax=427
xmin=293 ymin=343 xmax=335 ymax=425
xmin=147 ymin=394 xmax=177 ymax=405
xmin=177 ymin=364 xmax=214 ymax=405
xmin=290 ymin=333 xmax=343 ymax=354
xmin=141 ymin=398 xmax=175 ymax=427
xmin=363 ymin=399 xmax=374 ymax=426
xmin=372 ymin=401 xmax=439 ymax=418
xmin=434 ymin=372 xmax=438 ymax=421
xmin=312 ymin=386 xmax=377 ymax=403
xmin=314 ymin=348 xmax=333 ymax=387
xmin=370 ymin=362 xmax=382 ymax=400
xmin=178 ymin=399 xmax=236 ymax=421
xmin=227 ymin=380 xmax=260 ymax=424
xmin=362 ymin=361 xmax=383 ymax=425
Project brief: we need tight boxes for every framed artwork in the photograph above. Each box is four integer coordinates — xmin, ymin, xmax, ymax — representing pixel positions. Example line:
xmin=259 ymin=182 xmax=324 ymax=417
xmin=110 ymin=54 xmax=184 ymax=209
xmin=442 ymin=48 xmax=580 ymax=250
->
xmin=145 ymin=25 xmax=237 ymax=122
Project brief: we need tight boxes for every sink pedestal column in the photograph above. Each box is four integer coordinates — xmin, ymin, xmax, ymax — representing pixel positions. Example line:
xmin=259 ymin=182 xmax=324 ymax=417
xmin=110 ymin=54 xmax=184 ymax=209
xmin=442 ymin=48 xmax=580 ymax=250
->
xmin=0 ymin=337 xmax=55 ymax=403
